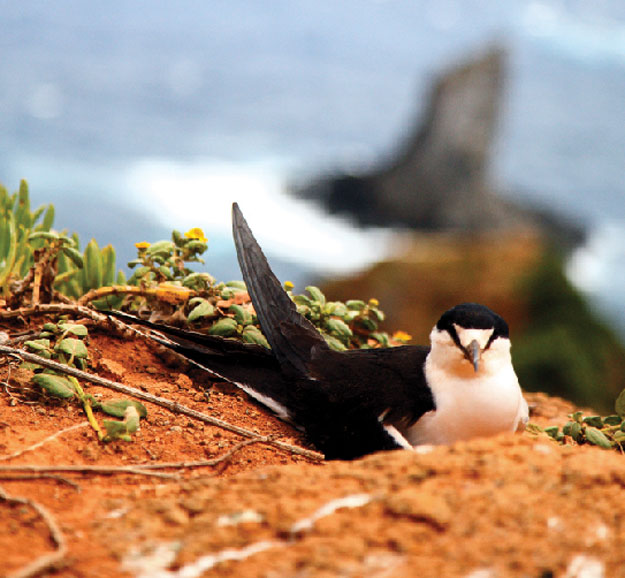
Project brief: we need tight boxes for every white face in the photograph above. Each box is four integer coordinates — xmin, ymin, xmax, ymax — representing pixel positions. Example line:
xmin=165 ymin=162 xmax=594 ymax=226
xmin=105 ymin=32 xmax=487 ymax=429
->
xmin=428 ymin=324 xmax=512 ymax=377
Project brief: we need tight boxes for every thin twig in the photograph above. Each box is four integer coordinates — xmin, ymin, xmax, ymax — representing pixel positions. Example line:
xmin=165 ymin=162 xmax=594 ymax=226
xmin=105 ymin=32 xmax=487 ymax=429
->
xmin=0 ymin=303 xmax=131 ymax=338
xmin=77 ymin=284 xmax=197 ymax=306
xmin=0 ymin=344 xmax=324 ymax=462
xmin=0 ymin=422 xmax=90 ymax=462
xmin=0 ymin=440 xmax=261 ymax=478
xmin=0 ymin=464 xmax=179 ymax=479
xmin=0 ymin=485 xmax=68 ymax=578
xmin=0 ymin=474 xmax=81 ymax=491
xmin=132 ymin=437 xmax=266 ymax=470
xmin=0 ymin=303 xmax=104 ymax=321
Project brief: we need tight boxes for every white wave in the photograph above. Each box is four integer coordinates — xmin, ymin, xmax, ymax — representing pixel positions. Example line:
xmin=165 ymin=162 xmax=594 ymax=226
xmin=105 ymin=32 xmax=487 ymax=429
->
xmin=567 ymin=221 xmax=625 ymax=337
xmin=124 ymin=157 xmax=394 ymax=274
xmin=567 ymin=221 xmax=625 ymax=294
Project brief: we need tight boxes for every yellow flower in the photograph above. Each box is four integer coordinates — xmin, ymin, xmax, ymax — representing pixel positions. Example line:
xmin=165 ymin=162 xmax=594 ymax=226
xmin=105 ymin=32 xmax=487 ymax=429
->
xmin=368 ymin=298 xmax=380 ymax=307
xmin=393 ymin=330 xmax=412 ymax=342
xmin=283 ymin=280 xmax=294 ymax=291
xmin=184 ymin=227 xmax=208 ymax=243
xmin=135 ymin=241 xmax=151 ymax=250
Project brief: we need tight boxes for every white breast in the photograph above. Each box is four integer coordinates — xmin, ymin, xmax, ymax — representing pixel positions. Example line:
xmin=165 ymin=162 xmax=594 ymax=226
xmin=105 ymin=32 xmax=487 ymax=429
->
xmin=402 ymin=335 xmax=528 ymax=446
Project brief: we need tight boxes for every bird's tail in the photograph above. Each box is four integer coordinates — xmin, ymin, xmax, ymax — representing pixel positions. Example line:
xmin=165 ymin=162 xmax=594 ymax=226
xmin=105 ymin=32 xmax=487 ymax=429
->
xmin=231 ymin=203 xmax=329 ymax=377
xmin=106 ymin=310 xmax=290 ymax=399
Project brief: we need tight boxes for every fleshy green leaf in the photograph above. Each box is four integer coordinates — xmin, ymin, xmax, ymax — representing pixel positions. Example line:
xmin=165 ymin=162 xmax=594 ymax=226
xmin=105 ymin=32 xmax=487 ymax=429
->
xmin=292 ymin=295 xmax=313 ymax=309
xmin=100 ymin=399 xmax=148 ymax=419
xmin=543 ymin=426 xmax=560 ymax=439
xmin=585 ymin=427 xmax=613 ymax=449
xmin=59 ymin=323 xmax=89 ymax=337
xmin=32 ymin=373 xmax=77 ymax=399
xmin=325 ymin=318 xmax=353 ymax=339
xmin=229 ymin=304 xmax=252 ymax=326
xmin=183 ymin=272 xmax=215 ymax=290
xmin=323 ymin=333 xmax=347 ymax=351
xmin=55 ymin=338 xmax=89 ymax=359
xmin=241 ymin=325 xmax=270 ymax=348
xmin=582 ymin=416 xmax=604 ymax=428
xmin=188 ymin=300 xmax=216 ymax=322
xmin=24 ymin=339 xmax=51 ymax=352
xmin=346 ymin=300 xmax=366 ymax=311
xmin=306 ymin=286 xmax=326 ymax=305
xmin=61 ymin=246 xmax=84 ymax=268
xmin=28 ymin=231 xmax=60 ymax=242
xmin=220 ymin=287 xmax=235 ymax=300
xmin=356 ymin=318 xmax=378 ymax=332
xmin=146 ymin=240 xmax=175 ymax=256
xmin=208 ymin=317 xmax=238 ymax=337
xmin=604 ymin=415 xmax=622 ymax=426
xmin=83 ymin=239 xmax=103 ymax=290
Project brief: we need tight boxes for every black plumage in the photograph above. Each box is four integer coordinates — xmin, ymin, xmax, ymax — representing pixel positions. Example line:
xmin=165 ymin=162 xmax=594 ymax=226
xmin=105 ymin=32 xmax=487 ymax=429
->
xmin=109 ymin=203 xmax=437 ymax=459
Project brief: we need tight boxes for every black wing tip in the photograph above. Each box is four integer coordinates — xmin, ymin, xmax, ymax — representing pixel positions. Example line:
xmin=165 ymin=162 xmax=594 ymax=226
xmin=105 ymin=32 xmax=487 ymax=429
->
xmin=232 ymin=202 xmax=253 ymax=249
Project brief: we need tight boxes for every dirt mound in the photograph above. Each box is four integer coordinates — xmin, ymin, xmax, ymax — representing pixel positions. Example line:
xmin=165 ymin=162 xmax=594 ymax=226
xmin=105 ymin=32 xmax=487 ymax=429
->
xmin=1 ymin=323 xmax=624 ymax=577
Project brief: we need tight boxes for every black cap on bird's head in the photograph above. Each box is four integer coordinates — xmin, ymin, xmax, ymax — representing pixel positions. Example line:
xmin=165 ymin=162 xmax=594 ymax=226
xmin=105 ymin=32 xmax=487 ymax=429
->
xmin=436 ymin=303 xmax=509 ymax=337
xmin=434 ymin=303 xmax=510 ymax=373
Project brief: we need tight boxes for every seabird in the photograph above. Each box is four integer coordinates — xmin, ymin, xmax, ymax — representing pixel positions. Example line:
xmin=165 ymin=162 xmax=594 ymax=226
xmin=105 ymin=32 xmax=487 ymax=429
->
xmin=110 ymin=203 xmax=528 ymax=459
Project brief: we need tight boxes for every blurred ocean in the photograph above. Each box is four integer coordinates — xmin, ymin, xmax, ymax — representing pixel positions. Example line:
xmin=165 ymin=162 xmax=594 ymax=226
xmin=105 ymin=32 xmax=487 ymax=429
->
xmin=1 ymin=1 xmax=624 ymax=333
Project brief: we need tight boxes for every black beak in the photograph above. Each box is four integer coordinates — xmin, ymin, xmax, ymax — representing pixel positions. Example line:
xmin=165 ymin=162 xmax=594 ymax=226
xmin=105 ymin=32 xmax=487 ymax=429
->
xmin=465 ymin=339 xmax=480 ymax=372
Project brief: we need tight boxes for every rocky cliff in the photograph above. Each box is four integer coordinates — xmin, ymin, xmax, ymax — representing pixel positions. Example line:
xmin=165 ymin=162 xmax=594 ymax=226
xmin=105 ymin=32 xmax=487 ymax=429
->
xmin=294 ymin=46 xmax=579 ymax=243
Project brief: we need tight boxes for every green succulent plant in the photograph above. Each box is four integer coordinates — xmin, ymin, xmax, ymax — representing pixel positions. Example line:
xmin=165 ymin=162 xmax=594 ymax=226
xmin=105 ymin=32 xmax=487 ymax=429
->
xmin=24 ymin=320 xmax=147 ymax=442
xmin=0 ymin=180 xmax=55 ymax=294
xmin=119 ymin=226 xmax=406 ymax=352
xmin=127 ymin=228 xmax=208 ymax=286
xmin=529 ymin=388 xmax=625 ymax=451
xmin=289 ymin=286 xmax=395 ymax=351
xmin=55 ymin=238 xmax=127 ymax=305
xmin=0 ymin=180 xmax=126 ymax=306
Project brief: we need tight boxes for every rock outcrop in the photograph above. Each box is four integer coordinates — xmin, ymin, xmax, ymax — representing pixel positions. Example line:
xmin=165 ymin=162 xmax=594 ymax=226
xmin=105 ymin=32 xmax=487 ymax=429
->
xmin=294 ymin=47 xmax=575 ymax=238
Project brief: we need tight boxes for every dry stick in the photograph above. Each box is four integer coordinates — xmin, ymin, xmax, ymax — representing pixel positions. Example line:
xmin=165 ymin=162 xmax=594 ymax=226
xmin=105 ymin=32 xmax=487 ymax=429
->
xmin=0 ymin=485 xmax=68 ymax=578
xmin=0 ymin=303 xmax=103 ymax=320
xmin=0 ymin=344 xmax=324 ymax=462
xmin=129 ymin=437 xmax=266 ymax=470
xmin=0 ymin=438 xmax=265 ymax=479
xmin=0 ymin=464 xmax=178 ymax=480
xmin=0 ymin=422 xmax=90 ymax=462
xmin=0 ymin=474 xmax=81 ymax=490
xmin=77 ymin=285 xmax=197 ymax=306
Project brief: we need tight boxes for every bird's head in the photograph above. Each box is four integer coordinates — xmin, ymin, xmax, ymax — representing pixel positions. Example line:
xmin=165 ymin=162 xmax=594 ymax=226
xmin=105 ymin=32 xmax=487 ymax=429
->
xmin=428 ymin=303 xmax=512 ymax=377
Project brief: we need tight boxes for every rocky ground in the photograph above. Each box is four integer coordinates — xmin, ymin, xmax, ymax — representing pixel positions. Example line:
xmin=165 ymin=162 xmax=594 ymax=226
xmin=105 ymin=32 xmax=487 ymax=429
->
xmin=1 ymin=319 xmax=624 ymax=578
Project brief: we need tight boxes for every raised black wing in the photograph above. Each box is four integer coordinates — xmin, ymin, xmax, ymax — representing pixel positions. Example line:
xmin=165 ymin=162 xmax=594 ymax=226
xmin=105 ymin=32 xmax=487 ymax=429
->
xmin=232 ymin=203 xmax=330 ymax=377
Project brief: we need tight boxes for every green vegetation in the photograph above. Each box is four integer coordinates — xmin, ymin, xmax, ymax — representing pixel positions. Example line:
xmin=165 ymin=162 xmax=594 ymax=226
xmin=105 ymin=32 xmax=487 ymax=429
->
xmin=24 ymin=319 xmax=147 ymax=442
xmin=0 ymin=179 xmax=407 ymax=447
xmin=0 ymin=180 xmax=126 ymax=305
xmin=529 ymin=387 xmax=625 ymax=450
xmin=4 ymin=179 xmax=625 ymax=452
xmin=513 ymin=251 xmax=625 ymax=412
xmin=0 ymin=180 xmax=54 ymax=294
xmin=0 ymin=180 xmax=402 ymax=350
